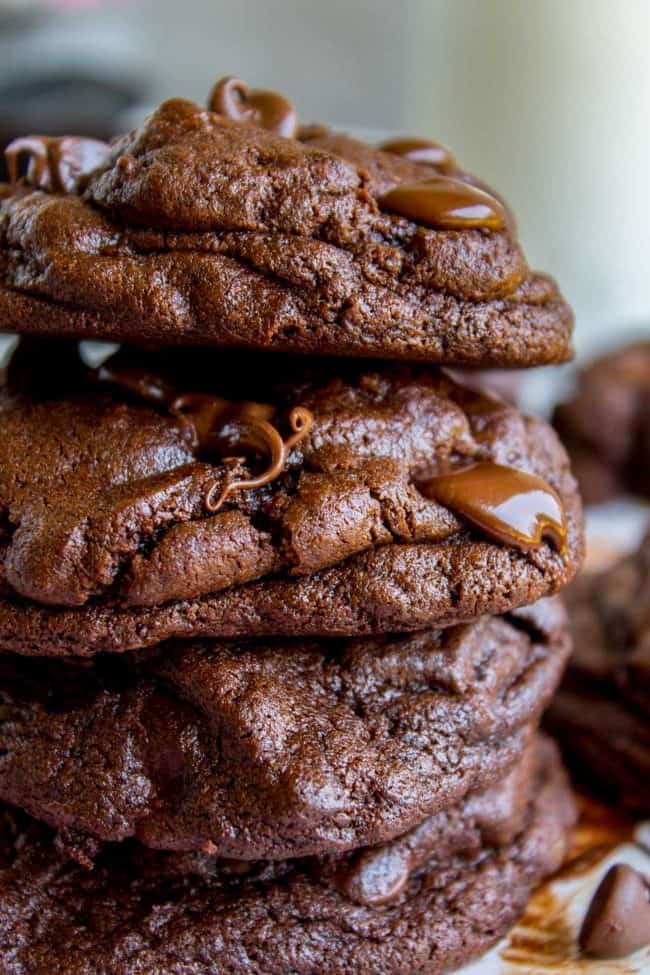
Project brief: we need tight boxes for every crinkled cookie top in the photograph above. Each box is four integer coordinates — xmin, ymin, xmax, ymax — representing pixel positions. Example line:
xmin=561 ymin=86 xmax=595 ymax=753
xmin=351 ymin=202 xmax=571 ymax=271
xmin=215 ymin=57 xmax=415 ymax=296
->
xmin=0 ymin=341 xmax=583 ymax=655
xmin=0 ymin=79 xmax=573 ymax=365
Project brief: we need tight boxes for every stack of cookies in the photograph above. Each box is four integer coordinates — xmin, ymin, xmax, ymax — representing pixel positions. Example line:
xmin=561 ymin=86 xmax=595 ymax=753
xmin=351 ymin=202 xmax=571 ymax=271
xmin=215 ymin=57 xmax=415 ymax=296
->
xmin=0 ymin=78 xmax=584 ymax=974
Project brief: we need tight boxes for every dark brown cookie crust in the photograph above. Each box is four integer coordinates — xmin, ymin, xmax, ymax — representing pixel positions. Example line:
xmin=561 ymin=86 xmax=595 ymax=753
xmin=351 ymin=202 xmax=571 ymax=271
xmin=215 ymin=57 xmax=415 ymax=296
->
xmin=0 ymin=737 xmax=576 ymax=975
xmin=0 ymin=343 xmax=583 ymax=655
xmin=0 ymin=98 xmax=573 ymax=366
xmin=0 ymin=598 xmax=570 ymax=858
xmin=554 ymin=341 xmax=650 ymax=504
xmin=547 ymin=538 xmax=650 ymax=811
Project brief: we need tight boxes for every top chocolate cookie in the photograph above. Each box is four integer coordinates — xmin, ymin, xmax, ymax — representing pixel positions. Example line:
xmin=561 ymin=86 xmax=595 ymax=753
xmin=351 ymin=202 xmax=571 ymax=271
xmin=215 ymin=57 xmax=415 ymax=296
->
xmin=0 ymin=77 xmax=573 ymax=366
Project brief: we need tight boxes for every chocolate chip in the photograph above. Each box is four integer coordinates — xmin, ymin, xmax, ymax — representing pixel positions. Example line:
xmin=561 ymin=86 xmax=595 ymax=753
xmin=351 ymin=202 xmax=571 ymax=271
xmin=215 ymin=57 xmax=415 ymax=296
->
xmin=5 ymin=135 xmax=111 ymax=193
xmin=208 ymin=76 xmax=298 ymax=138
xmin=378 ymin=175 xmax=506 ymax=231
xmin=334 ymin=847 xmax=410 ymax=907
xmin=579 ymin=863 xmax=650 ymax=959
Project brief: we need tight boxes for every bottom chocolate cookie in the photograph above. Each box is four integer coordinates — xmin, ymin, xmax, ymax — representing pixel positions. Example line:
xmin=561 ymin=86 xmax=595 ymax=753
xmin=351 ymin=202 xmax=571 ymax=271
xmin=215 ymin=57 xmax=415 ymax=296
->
xmin=0 ymin=737 xmax=575 ymax=975
xmin=547 ymin=536 xmax=650 ymax=811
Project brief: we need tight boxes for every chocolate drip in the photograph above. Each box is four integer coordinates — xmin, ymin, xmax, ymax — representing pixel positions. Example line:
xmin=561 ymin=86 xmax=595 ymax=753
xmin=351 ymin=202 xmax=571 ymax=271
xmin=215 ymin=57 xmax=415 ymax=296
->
xmin=418 ymin=462 xmax=567 ymax=555
xmin=379 ymin=175 xmax=506 ymax=230
xmin=203 ymin=406 xmax=313 ymax=512
xmin=94 ymin=357 xmax=312 ymax=511
xmin=168 ymin=392 xmax=274 ymax=453
xmin=208 ymin=76 xmax=299 ymax=138
xmin=379 ymin=136 xmax=456 ymax=171
xmin=5 ymin=135 xmax=111 ymax=194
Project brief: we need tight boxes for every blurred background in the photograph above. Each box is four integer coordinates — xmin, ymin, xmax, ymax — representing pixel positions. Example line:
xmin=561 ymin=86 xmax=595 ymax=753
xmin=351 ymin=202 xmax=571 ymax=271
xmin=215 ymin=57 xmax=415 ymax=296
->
xmin=0 ymin=0 xmax=649 ymax=360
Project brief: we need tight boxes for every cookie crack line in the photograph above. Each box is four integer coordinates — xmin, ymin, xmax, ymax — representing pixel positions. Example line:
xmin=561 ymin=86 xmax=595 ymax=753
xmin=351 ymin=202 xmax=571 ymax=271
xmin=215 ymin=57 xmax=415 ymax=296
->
xmin=106 ymin=231 xmax=527 ymax=323
xmin=130 ymin=221 xmax=517 ymax=304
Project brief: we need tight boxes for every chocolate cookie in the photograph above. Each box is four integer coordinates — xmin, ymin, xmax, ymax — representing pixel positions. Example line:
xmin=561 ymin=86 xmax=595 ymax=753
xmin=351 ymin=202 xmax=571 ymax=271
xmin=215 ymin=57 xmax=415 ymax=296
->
xmin=547 ymin=534 xmax=650 ymax=811
xmin=554 ymin=341 xmax=650 ymax=504
xmin=0 ymin=341 xmax=582 ymax=655
xmin=0 ymin=736 xmax=576 ymax=975
xmin=0 ymin=82 xmax=573 ymax=366
xmin=0 ymin=597 xmax=569 ymax=859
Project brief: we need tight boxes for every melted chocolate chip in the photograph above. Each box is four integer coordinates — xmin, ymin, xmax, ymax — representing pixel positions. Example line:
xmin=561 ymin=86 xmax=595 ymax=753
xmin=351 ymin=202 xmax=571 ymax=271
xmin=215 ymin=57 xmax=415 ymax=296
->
xmin=5 ymin=135 xmax=111 ymax=194
xmin=204 ymin=405 xmax=313 ymax=511
xmin=379 ymin=136 xmax=456 ymax=170
xmin=95 ymin=361 xmax=177 ymax=407
xmin=208 ymin=76 xmax=298 ymax=138
xmin=378 ymin=175 xmax=506 ymax=230
xmin=169 ymin=392 xmax=275 ymax=454
xmin=579 ymin=864 xmax=650 ymax=959
xmin=92 ymin=353 xmax=313 ymax=512
xmin=418 ymin=462 xmax=567 ymax=555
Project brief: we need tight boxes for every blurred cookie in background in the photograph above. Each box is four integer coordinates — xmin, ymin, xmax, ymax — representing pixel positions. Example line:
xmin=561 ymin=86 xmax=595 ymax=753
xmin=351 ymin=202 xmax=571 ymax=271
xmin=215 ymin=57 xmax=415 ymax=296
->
xmin=547 ymin=530 xmax=650 ymax=814
xmin=554 ymin=341 xmax=650 ymax=505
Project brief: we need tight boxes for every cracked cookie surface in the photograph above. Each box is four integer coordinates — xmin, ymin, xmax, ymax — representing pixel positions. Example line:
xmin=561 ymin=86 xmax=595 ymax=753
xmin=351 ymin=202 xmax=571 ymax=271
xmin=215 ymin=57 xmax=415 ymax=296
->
xmin=0 ymin=597 xmax=569 ymax=858
xmin=0 ymin=736 xmax=576 ymax=975
xmin=0 ymin=97 xmax=573 ymax=365
xmin=0 ymin=341 xmax=582 ymax=654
